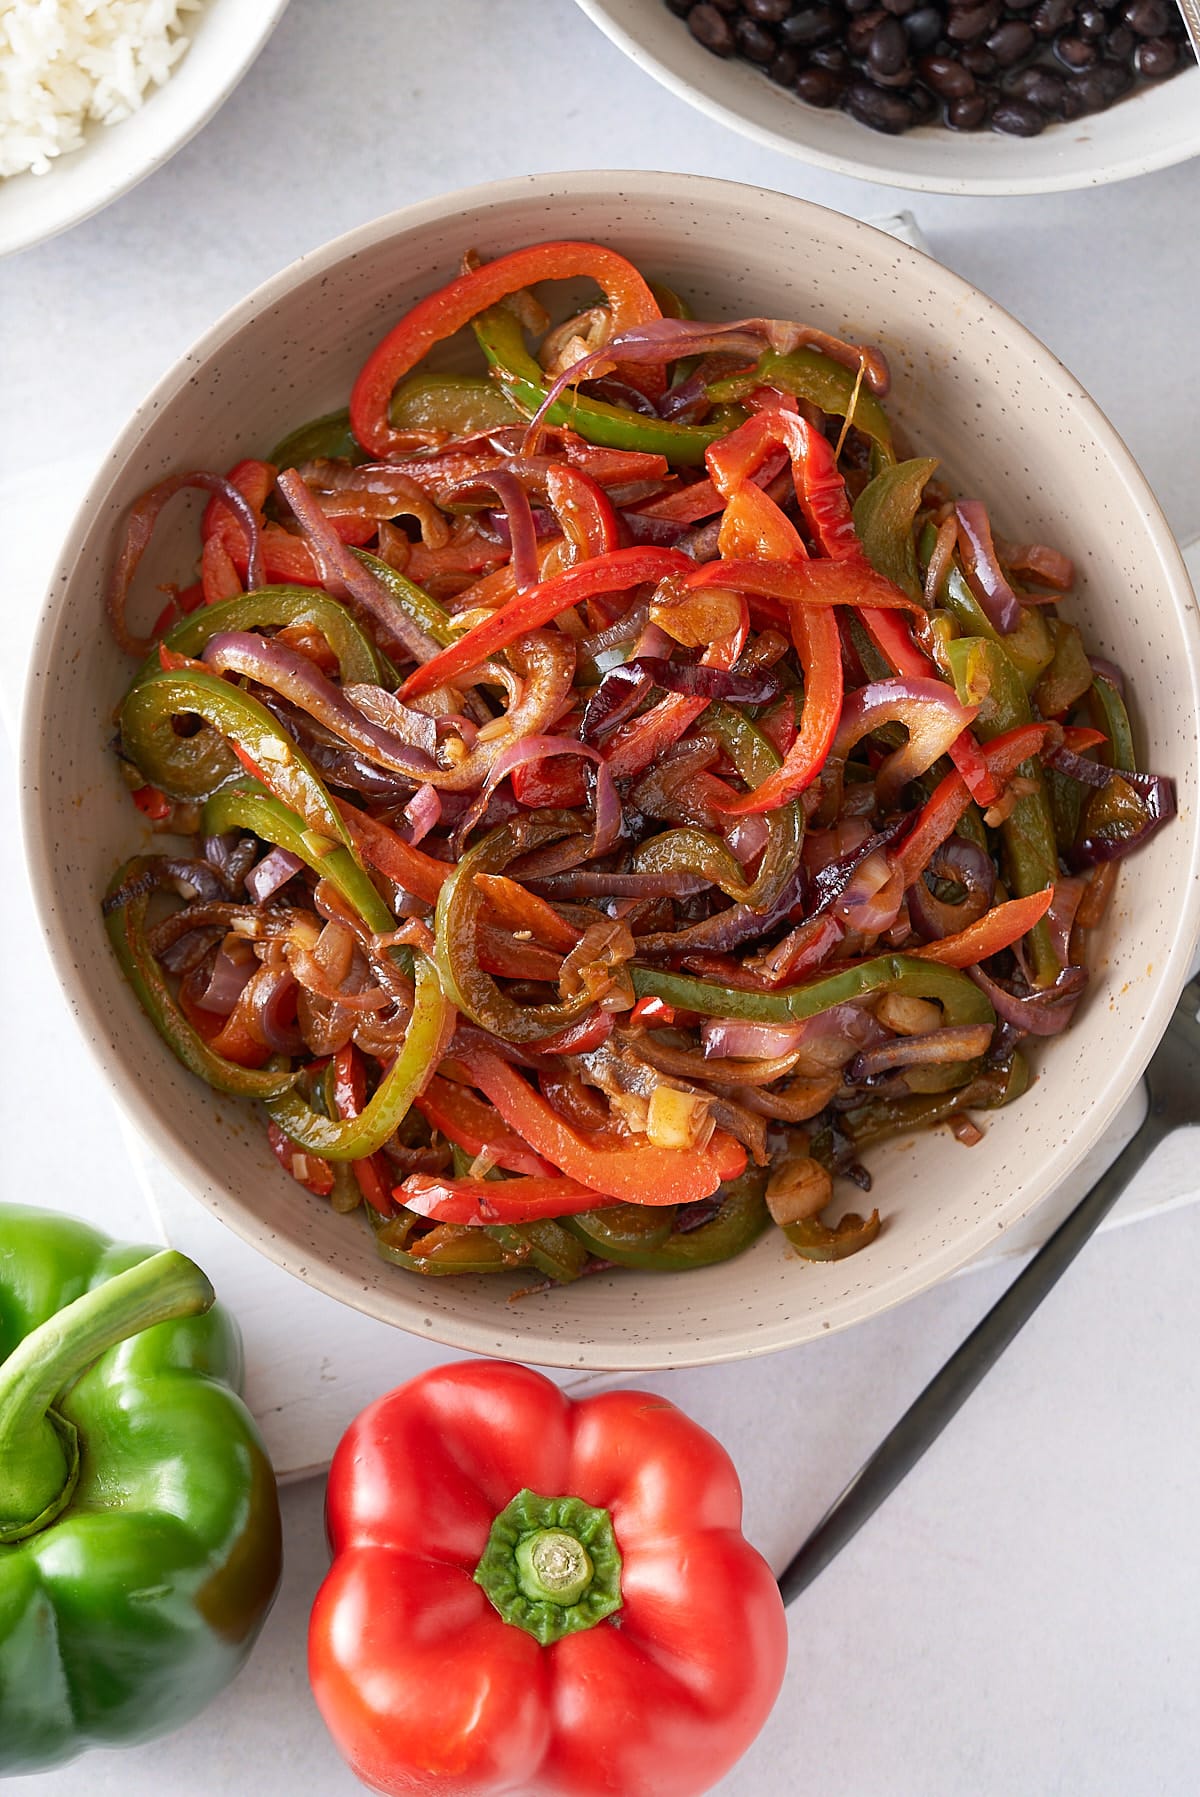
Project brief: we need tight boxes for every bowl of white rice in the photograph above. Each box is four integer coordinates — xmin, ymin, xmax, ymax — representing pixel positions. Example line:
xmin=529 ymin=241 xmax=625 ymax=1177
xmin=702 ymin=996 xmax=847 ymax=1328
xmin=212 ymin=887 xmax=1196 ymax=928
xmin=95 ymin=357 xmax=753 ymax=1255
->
xmin=0 ymin=0 xmax=291 ymax=258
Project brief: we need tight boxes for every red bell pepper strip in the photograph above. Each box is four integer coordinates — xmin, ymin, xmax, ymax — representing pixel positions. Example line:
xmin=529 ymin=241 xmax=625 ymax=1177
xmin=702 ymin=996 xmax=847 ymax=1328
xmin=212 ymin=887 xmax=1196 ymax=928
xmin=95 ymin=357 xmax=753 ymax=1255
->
xmin=268 ymin=1120 xmax=335 ymax=1197
xmin=685 ymin=555 xmax=921 ymax=614
xmin=472 ymin=873 xmax=582 ymax=952
xmin=333 ymin=799 xmax=450 ymax=905
xmin=413 ymin=1075 xmax=555 ymax=1178
xmin=526 ymin=1011 xmax=615 ymax=1057
xmin=200 ymin=532 xmax=242 ymax=606
xmin=892 ymin=722 xmax=1053 ymax=891
xmin=707 ymin=407 xmax=859 ymax=558
xmin=400 ymin=547 xmax=691 ymax=700
xmin=131 ymin=784 xmax=171 ymax=821
xmin=310 ymin=1361 xmax=787 ymax=1797
xmin=545 ymin=465 xmax=618 ymax=560
xmin=396 ymin=1173 xmax=616 ymax=1226
xmin=628 ymin=995 xmax=677 ymax=1027
xmin=458 ymin=1044 xmax=746 ymax=1204
xmin=350 ymin=242 xmax=662 ymax=458
xmin=910 ymin=887 xmax=1056 ymax=968
xmin=717 ymin=601 xmax=842 ymax=816
xmin=858 ymin=607 xmax=999 ymax=806
xmin=333 ymin=1043 xmax=398 ymax=1217
xmin=510 ymin=756 xmax=590 ymax=810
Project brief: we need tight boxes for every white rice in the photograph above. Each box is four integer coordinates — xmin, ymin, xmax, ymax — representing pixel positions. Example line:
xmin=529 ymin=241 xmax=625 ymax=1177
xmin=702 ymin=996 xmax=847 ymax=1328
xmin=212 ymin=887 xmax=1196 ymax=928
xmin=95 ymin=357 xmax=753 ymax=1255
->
xmin=0 ymin=0 xmax=205 ymax=179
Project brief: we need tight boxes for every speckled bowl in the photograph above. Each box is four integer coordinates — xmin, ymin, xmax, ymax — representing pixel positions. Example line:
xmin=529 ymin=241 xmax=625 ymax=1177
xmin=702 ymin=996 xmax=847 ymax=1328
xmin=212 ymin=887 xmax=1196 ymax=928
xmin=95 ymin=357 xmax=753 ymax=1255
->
xmin=21 ymin=172 xmax=1200 ymax=1369
xmin=574 ymin=0 xmax=1200 ymax=196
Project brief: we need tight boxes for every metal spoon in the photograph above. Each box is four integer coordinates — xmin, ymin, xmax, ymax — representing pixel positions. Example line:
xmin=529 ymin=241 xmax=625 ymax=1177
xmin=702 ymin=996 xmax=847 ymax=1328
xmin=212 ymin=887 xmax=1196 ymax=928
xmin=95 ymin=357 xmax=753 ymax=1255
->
xmin=779 ymin=973 xmax=1200 ymax=1604
xmin=1175 ymin=0 xmax=1200 ymax=62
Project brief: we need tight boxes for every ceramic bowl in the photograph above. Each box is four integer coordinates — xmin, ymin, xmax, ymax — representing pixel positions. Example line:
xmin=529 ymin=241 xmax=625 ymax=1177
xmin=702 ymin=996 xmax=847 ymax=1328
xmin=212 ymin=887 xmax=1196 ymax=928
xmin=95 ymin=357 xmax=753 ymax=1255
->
xmin=0 ymin=0 xmax=291 ymax=258
xmin=574 ymin=0 xmax=1200 ymax=196
xmin=21 ymin=171 xmax=1200 ymax=1368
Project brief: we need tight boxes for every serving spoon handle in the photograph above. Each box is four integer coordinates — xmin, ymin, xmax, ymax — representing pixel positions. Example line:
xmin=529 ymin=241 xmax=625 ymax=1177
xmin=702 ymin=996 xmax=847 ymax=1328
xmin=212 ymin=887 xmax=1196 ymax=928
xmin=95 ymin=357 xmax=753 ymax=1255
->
xmin=777 ymin=1106 xmax=1168 ymax=1605
xmin=1174 ymin=0 xmax=1200 ymax=60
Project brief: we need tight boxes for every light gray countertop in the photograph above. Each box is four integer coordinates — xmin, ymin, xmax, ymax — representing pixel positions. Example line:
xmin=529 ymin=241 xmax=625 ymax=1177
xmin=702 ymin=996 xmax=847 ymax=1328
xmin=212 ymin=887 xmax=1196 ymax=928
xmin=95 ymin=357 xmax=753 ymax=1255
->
xmin=3 ymin=3 xmax=1199 ymax=1793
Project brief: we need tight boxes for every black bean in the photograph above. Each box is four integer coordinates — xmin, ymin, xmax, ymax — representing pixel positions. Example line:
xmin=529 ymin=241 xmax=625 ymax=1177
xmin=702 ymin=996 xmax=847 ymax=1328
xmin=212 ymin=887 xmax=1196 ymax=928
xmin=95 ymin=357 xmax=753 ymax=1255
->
xmin=1120 ymin=0 xmax=1171 ymax=32
xmin=986 ymin=19 xmax=1035 ymax=62
xmin=904 ymin=6 xmax=943 ymax=49
xmin=1136 ymin=34 xmax=1179 ymax=75
xmin=1055 ymin=31 xmax=1100 ymax=64
xmin=687 ymin=3 xmax=737 ymax=53
xmin=1031 ymin=0 xmax=1074 ymax=33
xmin=1065 ymin=55 xmax=1134 ymax=106
xmin=664 ymin=0 xmax=693 ymax=16
xmin=709 ymin=0 xmax=740 ymax=13
xmin=768 ymin=46 xmax=802 ymax=81
xmin=811 ymin=42 xmax=852 ymax=69
xmin=1008 ymin=63 xmax=1066 ymax=106
xmin=848 ymin=9 xmax=887 ymax=50
xmin=796 ymin=65 xmax=849 ymax=101
xmin=868 ymin=15 xmax=910 ymax=70
xmin=779 ymin=3 xmax=845 ymax=45
xmin=920 ymin=51 xmax=977 ymax=93
xmin=845 ymin=0 xmax=879 ymax=13
xmin=736 ymin=16 xmax=779 ymax=58
xmin=1075 ymin=4 xmax=1108 ymax=34
xmin=909 ymin=82 xmax=939 ymax=117
xmin=992 ymin=95 xmax=1049 ymax=129
xmin=1103 ymin=23 xmax=1135 ymax=54
xmin=743 ymin=0 xmax=792 ymax=19
xmin=946 ymin=0 xmax=1000 ymax=41
xmin=881 ymin=0 xmax=919 ymax=14
xmin=843 ymin=77 xmax=917 ymax=127
xmin=948 ymin=90 xmax=991 ymax=124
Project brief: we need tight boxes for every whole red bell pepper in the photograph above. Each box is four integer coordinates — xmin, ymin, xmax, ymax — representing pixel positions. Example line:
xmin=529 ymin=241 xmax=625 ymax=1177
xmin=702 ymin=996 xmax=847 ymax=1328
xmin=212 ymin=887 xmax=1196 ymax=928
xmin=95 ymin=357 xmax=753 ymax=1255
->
xmin=309 ymin=1360 xmax=787 ymax=1797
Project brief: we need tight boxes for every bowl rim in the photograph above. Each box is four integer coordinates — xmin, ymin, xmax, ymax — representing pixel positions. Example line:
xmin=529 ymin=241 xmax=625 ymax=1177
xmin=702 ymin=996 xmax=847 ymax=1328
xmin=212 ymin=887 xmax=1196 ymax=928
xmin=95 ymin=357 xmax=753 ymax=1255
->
xmin=572 ymin=0 xmax=1200 ymax=197
xmin=0 ymin=0 xmax=292 ymax=260
xmin=19 ymin=169 xmax=1200 ymax=1367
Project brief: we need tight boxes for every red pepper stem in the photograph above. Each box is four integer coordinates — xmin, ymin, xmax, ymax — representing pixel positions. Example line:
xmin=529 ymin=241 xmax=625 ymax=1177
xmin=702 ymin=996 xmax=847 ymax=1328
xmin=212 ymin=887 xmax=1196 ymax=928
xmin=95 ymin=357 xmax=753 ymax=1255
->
xmin=473 ymin=1488 xmax=623 ymax=1646
xmin=0 ymin=1250 xmax=214 ymax=1543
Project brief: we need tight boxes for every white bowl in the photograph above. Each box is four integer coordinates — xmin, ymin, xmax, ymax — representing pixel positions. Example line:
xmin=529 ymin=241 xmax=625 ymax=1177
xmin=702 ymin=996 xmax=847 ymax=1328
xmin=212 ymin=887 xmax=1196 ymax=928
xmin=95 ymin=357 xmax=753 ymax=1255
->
xmin=0 ymin=0 xmax=291 ymax=259
xmin=574 ymin=0 xmax=1200 ymax=195
xmin=21 ymin=171 xmax=1200 ymax=1368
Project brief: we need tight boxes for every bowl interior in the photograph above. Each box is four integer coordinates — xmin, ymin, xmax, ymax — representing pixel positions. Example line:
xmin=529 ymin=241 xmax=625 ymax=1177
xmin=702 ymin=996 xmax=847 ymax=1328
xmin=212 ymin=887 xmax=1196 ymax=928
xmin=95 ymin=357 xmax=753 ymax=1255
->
xmin=575 ymin=0 xmax=1200 ymax=195
xmin=0 ymin=0 xmax=290 ymax=258
xmin=22 ymin=172 xmax=1200 ymax=1367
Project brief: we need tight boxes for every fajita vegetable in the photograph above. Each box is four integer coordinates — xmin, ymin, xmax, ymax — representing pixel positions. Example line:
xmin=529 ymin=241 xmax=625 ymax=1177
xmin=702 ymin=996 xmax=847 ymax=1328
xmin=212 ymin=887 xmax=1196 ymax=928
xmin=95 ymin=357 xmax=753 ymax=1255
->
xmin=308 ymin=1359 xmax=788 ymax=1797
xmin=101 ymin=238 xmax=1176 ymax=1283
xmin=0 ymin=1204 xmax=282 ymax=1774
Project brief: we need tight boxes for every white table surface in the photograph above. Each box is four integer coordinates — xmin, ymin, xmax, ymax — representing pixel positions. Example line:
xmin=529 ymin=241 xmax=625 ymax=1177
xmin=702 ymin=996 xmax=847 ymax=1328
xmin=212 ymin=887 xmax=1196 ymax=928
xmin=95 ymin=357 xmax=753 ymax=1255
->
xmin=3 ymin=3 xmax=1200 ymax=1793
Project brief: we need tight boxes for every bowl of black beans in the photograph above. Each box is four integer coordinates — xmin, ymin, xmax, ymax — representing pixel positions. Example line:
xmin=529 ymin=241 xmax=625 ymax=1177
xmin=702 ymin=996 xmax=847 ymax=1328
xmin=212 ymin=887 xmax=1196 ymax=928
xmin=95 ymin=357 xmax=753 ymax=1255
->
xmin=573 ymin=0 xmax=1199 ymax=190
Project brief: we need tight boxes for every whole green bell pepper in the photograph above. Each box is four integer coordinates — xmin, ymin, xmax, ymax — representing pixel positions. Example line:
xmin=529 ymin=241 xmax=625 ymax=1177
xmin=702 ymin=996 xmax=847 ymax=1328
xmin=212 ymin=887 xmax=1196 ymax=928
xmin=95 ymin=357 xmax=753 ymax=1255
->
xmin=0 ymin=1205 xmax=281 ymax=1774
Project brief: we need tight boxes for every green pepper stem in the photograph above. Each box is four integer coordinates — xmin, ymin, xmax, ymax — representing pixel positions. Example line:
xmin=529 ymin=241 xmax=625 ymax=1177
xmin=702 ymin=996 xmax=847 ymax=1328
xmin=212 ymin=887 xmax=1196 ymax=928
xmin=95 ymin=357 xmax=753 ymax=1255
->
xmin=515 ymin=1529 xmax=595 ymax=1607
xmin=474 ymin=1489 xmax=623 ymax=1646
xmin=0 ymin=1250 xmax=214 ymax=1543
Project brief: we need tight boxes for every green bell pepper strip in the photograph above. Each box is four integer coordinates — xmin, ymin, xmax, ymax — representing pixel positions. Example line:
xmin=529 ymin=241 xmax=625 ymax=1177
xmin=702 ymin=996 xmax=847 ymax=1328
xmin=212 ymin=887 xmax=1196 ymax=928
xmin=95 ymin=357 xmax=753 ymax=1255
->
xmin=829 ymin=1054 xmax=1030 ymax=1158
xmin=565 ymin=1170 xmax=769 ymax=1271
xmin=0 ymin=1204 xmax=281 ymax=1773
xmin=706 ymin=347 xmax=895 ymax=461
xmin=485 ymin=1219 xmax=591 ymax=1284
xmin=938 ymin=564 xmax=1054 ymax=691
xmin=434 ymin=818 xmax=593 ymax=1045
xmin=1032 ymin=619 xmax=1094 ymax=720
xmin=201 ymin=782 xmax=396 ymax=937
xmin=630 ymin=704 xmax=803 ymax=911
xmin=104 ymin=859 xmax=299 ymax=1098
xmin=119 ymin=669 xmax=356 ymax=848
xmin=852 ymin=458 xmax=939 ymax=602
xmin=944 ymin=637 xmax=1061 ymax=986
xmin=784 ymin=1209 xmax=881 ymax=1262
xmin=351 ymin=548 xmax=460 ymax=650
xmin=370 ymin=1208 xmax=522 ymax=1277
xmin=141 ymin=585 xmax=386 ymax=687
xmin=630 ymin=952 xmax=995 ymax=1029
xmin=270 ymin=408 xmax=364 ymax=468
xmin=473 ymin=305 xmax=730 ymax=466
xmin=389 ymin=371 xmax=525 ymax=436
xmin=264 ymin=951 xmax=450 ymax=1159
xmin=1087 ymin=672 xmax=1136 ymax=771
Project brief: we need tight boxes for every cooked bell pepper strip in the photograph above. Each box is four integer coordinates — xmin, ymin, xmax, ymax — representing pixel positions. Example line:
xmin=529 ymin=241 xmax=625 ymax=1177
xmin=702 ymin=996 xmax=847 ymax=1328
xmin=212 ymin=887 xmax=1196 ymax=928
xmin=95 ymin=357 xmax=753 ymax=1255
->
xmin=459 ymin=1043 xmax=747 ymax=1205
xmin=544 ymin=463 xmax=619 ymax=559
xmin=568 ymin=1169 xmax=770 ymax=1271
xmin=309 ymin=1360 xmax=787 ymax=1796
xmin=707 ymin=346 xmax=895 ymax=458
xmin=1032 ymin=619 xmax=1094 ymax=719
xmin=414 ymin=1076 xmax=556 ymax=1178
xmin=120 ymin=669 xmax=355 ymax=848
xmin=481 ymin=1217 xmax=592 ymax=1283
xmin=937 ymin=564 xmax=1055 ymax=690
xmin=200 ymin=531 xmax=242 ymax=605
xmin=0 ymin=1206 xmax=281 ymax=1774
xmin=435 ymin=821 xmax=594 ymax=1045
xmin=269 ymin=1120 xmax=336 ymax=1195
xmin=910 ymin=888 xmax=1056 ymax=967
xmin=1086 ymin=672 xmax=1136 ymax=771
xmin=399 ymin=546 xmax=691 ymax=700
xmin=351 ymin=242 xmax=662 ymax=457
xmin=130 ymin=783 xmax=171 ymax=820
xmin=269 ymin=407 xmax=364 ymax=467
xmin=685 ymin=555 xmax=921 ymax=614
xmin=631 ymin=952 xmax=995 ymax=1029
xmin=143 ymin=584 xmax=386 ymax=686
xmin=893 ymin=722 xmax=1051 ymax=889
xmin=397 ymin=1173 xmax=616 ymax=1226
xmin=852 ymin=457 xmax=940 ymax=602
xmin=833 ymin=1055 xmax=1030 ymax=1160
xmin=510 ymin=754 xmax=590 ymax=809
xmin=104 ymin=860 xmax=299 ymax=1099
xmin=716 ymin=478 xmax=805 ymax=562
xmin=707 ymin=408 xmax=861 ymax=560
xmin=265 ymin=953 xmax=451 ymax=1159
xmin=784 ymin=1210 xmax=882 ymax=1262
xmin=472 ymin=874 xmax=582 ymax=953
xmin=945 ymin=637 xmax=1062 ymax=986
xmin=353 ymin=550 xmax=460 ymax=650
xmin=472 ymin=304 xmax=727 ymax=466
xmin=715 ymin=601 xmax=842 ymax=816
xmin=388 ymin=372 xmax=525 ymax=437
xmin=330 ymin=1044 xmax=399 ymax=1217
xmin=372 ymin=1213 xmax=522 ymax=1276
xmin=333 ymin=797 xmax=450 ymax=906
